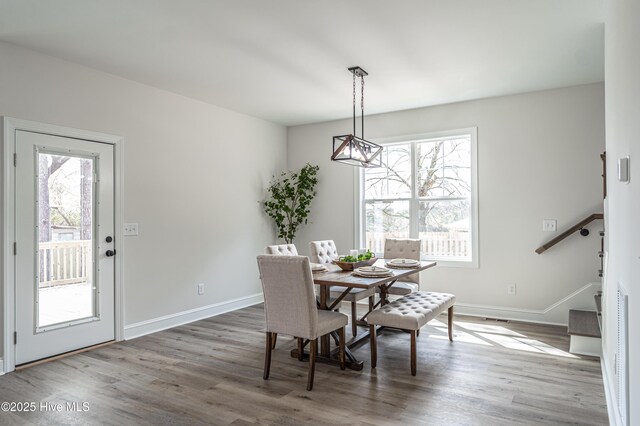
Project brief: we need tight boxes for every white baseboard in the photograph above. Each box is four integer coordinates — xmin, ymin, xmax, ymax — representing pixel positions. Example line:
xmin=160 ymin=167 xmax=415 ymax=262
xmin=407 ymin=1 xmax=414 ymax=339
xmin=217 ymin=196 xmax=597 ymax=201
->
xmin=455 ymin=282 xmax=601 ymax=326
xmin=123 ymin=282 xmax=596 ymax=340
xmin=602 ymin=349 xmax=622 ymax=426
xmin=124 ymin=293 xmax=264 ymax=340
xmin=0 ymin=358 xmax=4 ymax=375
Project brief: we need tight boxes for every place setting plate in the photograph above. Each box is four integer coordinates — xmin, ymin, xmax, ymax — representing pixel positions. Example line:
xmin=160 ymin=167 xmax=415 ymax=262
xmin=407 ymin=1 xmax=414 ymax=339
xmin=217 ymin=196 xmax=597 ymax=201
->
xmin=351 ymin=265 xmax=393 ymax=278
xmin=385 ymin=258 xmax=420 ymax=269
xmin=310 ymin=262 xmax=328 ymax=273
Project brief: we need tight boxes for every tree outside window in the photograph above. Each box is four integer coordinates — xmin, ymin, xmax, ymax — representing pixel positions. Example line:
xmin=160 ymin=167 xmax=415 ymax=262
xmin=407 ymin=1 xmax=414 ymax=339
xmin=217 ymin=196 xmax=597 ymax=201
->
xmin=362 ymin=130 xmax=476 ymax=263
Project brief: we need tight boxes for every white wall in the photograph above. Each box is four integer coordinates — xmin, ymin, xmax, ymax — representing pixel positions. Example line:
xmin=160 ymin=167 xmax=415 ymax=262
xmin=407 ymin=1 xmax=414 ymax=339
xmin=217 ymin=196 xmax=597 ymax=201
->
xmin=0 ymin=42 xmax=286 ymax=353
xmin=288 ymin=84 xmax=605 ymax=324
xmin=603 ymin=0 xmax=640 ymax=424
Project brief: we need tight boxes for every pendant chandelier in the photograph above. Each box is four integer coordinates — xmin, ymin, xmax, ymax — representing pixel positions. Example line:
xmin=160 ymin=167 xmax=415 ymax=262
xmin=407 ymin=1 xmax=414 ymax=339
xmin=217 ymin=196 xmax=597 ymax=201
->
xmin=331 ymin=66 xmax=382 ymax=168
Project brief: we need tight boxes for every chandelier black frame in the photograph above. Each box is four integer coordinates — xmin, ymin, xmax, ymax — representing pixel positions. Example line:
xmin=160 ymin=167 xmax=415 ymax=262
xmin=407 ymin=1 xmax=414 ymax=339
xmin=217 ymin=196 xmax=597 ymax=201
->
xmin=331 ymin=66 xmax=382 ymax=168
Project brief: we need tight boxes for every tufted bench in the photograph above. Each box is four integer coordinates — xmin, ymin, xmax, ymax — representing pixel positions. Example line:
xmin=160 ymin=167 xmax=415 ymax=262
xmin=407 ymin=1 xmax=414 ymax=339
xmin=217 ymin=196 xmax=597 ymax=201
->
xmin=367 ymin=291 xmax=456 ymax=375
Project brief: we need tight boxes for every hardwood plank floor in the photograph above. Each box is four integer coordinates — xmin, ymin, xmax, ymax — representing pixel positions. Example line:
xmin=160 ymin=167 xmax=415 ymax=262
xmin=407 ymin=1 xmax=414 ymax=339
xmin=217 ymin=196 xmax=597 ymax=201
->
xmin=0 ymin=304 xmax=608 ymax=425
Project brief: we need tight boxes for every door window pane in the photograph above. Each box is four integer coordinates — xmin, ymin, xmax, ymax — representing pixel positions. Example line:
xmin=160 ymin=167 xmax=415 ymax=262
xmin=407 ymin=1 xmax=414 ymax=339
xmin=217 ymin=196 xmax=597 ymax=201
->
xmin=38 ymin=153 xmax=95 ymax=328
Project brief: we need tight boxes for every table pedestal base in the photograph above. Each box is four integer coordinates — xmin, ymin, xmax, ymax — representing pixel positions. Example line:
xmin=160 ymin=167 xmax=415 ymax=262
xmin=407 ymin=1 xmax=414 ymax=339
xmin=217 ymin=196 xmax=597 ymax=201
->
xmin=289 ymin=325 xmax=389 ymax=371
xmin=290 ymin=349 xmax=364 ymax=371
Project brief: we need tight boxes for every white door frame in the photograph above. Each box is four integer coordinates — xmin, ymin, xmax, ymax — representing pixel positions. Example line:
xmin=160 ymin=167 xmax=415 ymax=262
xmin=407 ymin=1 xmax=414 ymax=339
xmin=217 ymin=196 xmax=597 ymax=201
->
xmin=2 ymin=116 xmax=124 ymax=373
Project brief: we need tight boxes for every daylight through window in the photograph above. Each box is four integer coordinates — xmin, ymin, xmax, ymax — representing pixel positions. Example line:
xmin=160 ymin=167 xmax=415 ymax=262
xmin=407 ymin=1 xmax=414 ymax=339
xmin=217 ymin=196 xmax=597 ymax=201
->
xmin=361 ymin=129 xmax=477 ymax=264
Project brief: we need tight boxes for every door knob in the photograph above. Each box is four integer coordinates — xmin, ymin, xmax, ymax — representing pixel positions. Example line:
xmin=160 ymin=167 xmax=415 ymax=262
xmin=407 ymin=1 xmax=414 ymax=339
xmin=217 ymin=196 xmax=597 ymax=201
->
xmin=106 ymin=250 xmax=116 ymax=257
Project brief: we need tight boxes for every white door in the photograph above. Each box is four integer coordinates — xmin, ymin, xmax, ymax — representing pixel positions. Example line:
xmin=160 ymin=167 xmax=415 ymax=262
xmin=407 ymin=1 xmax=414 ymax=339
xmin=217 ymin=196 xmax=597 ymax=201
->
xmin=15 ymin=130 xmax=115 ymax=365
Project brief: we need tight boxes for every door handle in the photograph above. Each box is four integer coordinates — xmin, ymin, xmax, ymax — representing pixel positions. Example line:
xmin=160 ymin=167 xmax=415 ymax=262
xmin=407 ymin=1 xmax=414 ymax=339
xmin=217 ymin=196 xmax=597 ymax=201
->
xmin=106 ymin=250 xmax=116 ymax=257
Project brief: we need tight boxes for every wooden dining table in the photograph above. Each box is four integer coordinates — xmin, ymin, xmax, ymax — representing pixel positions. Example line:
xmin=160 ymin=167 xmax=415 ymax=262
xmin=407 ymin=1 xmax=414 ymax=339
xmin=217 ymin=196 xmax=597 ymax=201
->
xmin=290 ymin=259 xmax=437 ymax=371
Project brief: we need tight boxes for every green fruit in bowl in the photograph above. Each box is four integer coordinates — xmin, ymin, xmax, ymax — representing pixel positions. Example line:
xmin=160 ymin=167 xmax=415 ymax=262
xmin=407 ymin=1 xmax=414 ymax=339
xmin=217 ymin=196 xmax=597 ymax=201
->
xmin=340 ymin=255 xmax=357 ymax=262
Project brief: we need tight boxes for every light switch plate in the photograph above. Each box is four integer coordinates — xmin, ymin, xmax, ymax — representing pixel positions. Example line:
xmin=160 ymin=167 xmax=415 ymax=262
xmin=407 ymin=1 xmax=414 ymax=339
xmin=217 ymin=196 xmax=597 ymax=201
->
xmin=123 ymin=223 xmax=139 ymax=236
xmin=542 ymin=219 xmax=557 ymax=232
xmin=618 ymin=156 xmax=630 ymax=183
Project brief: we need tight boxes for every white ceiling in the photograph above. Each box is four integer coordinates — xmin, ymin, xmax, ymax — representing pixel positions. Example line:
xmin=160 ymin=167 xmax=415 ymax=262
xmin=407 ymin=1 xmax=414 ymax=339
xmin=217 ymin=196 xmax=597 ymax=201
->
xmin=0 ymin=0 xmax=604 ymax=126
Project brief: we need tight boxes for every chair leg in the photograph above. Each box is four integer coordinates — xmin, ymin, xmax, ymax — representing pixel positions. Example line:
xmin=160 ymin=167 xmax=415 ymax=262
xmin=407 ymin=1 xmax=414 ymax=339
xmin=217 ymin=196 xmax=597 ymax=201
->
xmin=297 ymin=338 xmax=304 ymax=361
xmin=417 ymin=328 xmax=420 ymax=337
xmin=263 ymin=332 xmax=272 ymax=380
xmin=272 ymin=333 xmax=277 ymax=350
xmin=448 ymin=306 xmax=454 ymax=342
xmin=368 ymin=295 xmax=374 ymax=313
xmin=410 ymin=330 xmax=417 ymax=376
xmin=370 ymin=325 xmax=377 ymax=369
xmin=351 ymin=302 xmax=358 ymax=337
xmin=307 ymin=338 xmax=317 ymax=391
xmin=338 ymin=327 xmax=345 ymax=370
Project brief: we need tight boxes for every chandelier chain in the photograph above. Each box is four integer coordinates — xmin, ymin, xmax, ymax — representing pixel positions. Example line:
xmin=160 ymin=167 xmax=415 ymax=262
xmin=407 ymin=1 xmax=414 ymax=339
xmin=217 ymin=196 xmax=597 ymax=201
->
xmin=361 ymin=75 xmax=364 ymax=116
xmin=353 ymin=72 xmax=356 ymax=109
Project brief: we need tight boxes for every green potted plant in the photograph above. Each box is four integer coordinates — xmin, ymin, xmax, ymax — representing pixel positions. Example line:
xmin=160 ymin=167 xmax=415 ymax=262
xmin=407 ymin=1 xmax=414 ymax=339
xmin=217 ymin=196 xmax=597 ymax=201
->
xmin=263 ymin=163 xmax=319 ymax=244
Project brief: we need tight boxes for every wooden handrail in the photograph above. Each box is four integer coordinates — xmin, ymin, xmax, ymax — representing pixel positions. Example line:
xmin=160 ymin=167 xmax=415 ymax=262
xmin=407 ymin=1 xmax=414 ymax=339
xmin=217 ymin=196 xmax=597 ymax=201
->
xmin=535 ymin=213 xmax=604 ymax=254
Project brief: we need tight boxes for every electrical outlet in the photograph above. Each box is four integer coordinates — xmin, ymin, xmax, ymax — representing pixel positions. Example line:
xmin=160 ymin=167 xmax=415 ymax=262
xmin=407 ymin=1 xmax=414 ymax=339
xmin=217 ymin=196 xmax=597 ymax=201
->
xmin=197 ymin=283 xmax=205 ymax=295
xmin=507 ymin=284 xmax=517 ymax=296
xmin=123 ymin=223 xmax=139 ymax=236
xmin=542 ymin=219 xmax=557 ymax=232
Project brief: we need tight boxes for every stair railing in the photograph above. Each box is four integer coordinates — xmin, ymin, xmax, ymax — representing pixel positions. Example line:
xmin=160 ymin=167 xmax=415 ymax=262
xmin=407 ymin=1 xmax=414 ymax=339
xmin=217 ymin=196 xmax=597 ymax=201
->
xmin=535 ymin=213 xmax=604 ymax=254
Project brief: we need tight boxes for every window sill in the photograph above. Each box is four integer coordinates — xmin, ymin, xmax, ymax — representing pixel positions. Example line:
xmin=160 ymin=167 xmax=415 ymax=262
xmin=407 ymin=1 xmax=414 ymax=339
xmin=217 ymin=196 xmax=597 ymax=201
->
xmin=423 ymin=258 xmax=478 ymax=269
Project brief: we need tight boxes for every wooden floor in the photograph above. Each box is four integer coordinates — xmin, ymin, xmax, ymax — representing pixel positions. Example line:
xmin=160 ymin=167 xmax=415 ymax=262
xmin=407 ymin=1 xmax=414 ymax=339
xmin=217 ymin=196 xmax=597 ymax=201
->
xmin=0 ymin=304 xmax=608 ymax=425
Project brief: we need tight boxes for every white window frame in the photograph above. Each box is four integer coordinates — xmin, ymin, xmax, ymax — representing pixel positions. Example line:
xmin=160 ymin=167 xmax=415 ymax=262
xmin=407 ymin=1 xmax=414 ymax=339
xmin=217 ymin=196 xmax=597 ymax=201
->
xmin=354 ymin=127 xmax=479 ymax=268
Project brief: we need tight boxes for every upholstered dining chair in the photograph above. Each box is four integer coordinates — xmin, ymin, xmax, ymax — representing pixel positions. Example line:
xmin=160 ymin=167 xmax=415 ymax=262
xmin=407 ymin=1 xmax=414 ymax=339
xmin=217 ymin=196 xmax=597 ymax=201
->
xmin=264 ymin=244 xmax=298 ymax=256
xmin=309 ymin=240 xmax=376 ymax=337
xmin=263 ymin=243 xmax=300 ymax=349
xmin=380 ymin=238 xmax=422 ymax=296
xmin=257 ymin=255 xmax=347 ymax=391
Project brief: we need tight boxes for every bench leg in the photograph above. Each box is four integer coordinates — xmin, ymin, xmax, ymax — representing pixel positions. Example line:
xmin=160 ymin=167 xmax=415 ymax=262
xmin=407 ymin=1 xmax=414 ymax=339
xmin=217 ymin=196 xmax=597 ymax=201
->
xmin=370 ymin=325 xmax=377 ymax=368
xmin=410 ymin=330 xmax=417 ymax=376
xmin=297 ymin=338 xmax=304 ymax=361
xmin=271 ymin=333 xmax=277 ymax=349
xmin=448 ymin=306 xmax=454 ymax=342
xmin=338 ymin=327 xmax=346 ymax=370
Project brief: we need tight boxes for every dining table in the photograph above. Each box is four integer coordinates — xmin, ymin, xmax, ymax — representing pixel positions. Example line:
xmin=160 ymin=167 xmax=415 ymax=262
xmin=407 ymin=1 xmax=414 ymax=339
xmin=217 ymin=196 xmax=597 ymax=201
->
xmin=290 ymin=258 xmax=437 ymax=371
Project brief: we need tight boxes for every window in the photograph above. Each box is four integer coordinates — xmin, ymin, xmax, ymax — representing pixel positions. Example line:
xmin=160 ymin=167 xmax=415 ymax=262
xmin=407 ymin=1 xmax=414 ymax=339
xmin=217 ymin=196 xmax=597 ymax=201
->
xmin=359 ymin=128 xmax=478 ymax=266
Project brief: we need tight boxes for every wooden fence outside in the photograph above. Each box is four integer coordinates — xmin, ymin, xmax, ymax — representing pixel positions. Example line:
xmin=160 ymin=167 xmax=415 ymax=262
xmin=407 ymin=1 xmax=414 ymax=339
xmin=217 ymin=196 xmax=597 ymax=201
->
xmin=366 ymin=232 xmax=470 ymax=258
xmin=39 ymin=240 xmax=91 ymax=287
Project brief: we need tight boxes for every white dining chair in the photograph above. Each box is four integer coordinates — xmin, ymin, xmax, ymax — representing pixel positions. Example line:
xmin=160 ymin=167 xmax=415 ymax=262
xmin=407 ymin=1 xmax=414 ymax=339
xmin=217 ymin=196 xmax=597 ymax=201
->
xmin=379 ymin=238 xmax=422 ymax=296
xmin=264 ymin=243 xmax=299 ymax=256
xmin=257 ymin=255 xmax=347 ymax=390
xmin=263 ymin=243 xmax=300 ymax=349
xmin=309 ymin=240 xmax=376 ymax=337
